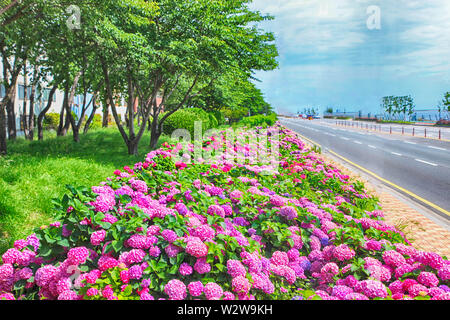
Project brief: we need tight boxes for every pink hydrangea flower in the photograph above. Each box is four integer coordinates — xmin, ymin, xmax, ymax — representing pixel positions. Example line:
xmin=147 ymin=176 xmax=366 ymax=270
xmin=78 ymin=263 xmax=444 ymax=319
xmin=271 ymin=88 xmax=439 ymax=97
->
xmin=187 ymin=281 xmax=204 ymax=297
xmin=179 ymin=263 xmax=193 ymax=276
xmin=332 ymin=285 xmax=354 ymax=300
xmin=279 ymin=206 xmax=298 ymax=220
xmin=2 ymin=248 xmax=21 ymax=264
xmin=67 ymin=247 xmax=89 ymax=265
xmin=223 ymin=291 xmax=235 ymax=300
xmin=186 ymin=239 xmax=208 ymax=258
xmin=102 ymin=285 xmax=115 ymax=299
xmin=90 ymin=230 xmax=106 ymax=246
xmin=437 ymin=265 xmax=450 ymax=281
xmin=356 ymin=280 xmax=388 ymax=299
xmin=194 ymin=258 xmax=211 ymax=274
xmin=227 ymin=260 xmax=247 ymax=278
xmin=125 ymin=249 xmax=146 ymax=264
xmin=57 ymin=290 xmax=79 ymax=300
xmin=149 ymin=245 xmax=161 ymax=258
xmin=232 ymin=275 xmax=251 ymax=294
xmin=193 ymin=225 xmax=215 ymax=242
xmin=97 ymin=255 xmax=119 ymax=271
xmin=344 ymin=292 xmax=369 ymax=300
xmin=333 ymin=244 xmax=355 ymax=261
xmin=86 ymin=288 xmax=99 ymax=297
xmin=101 ymin=214 xmax=118 ymax=225
xmin=128 ymin=265 xmax=143 ymax=280
xmin=161 ymin=229 xmax=178 ymax=243
xmin=408 ymin=284 xmax=429 ymax=298
xmin=204 ymin=282 xmax=223 ymax=300
xmin=35 ymin=265 xmax=58 ymax=288
xmin=417 ymin=271 xmax=439 ymax=288
xmin=271 ymin=251 xmax=289 ymax=266
xmin=207 ymin=205 xmax=225 ymax=218
xmin=382 ymin=250 xmax=406 ymax=268
xmin=418 ymin=252 xmax=444 ymax=269
xmin=164 ymin=279 xmax=187 ymax=300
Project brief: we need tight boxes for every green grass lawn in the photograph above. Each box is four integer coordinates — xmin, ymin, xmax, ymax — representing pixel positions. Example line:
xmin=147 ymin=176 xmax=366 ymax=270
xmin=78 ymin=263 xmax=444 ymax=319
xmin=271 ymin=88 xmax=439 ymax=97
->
xmin=0 ymin=128 xmax=173 ymax=255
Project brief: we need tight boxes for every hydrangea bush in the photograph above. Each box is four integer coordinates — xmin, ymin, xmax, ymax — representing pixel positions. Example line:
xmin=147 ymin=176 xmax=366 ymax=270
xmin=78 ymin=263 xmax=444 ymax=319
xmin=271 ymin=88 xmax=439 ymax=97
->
xmin=0 ymin=124 xmax=449 ymax=301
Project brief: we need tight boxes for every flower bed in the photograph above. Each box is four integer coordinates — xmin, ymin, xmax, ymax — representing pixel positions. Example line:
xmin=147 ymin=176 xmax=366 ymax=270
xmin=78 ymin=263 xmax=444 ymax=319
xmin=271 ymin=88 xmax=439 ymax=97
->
xmin=0 ymin=124 xmax=449 ymax=300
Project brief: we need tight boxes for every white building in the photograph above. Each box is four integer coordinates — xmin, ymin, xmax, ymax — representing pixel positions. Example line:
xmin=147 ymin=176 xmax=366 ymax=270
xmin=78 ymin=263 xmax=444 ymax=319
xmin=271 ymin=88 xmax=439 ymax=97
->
xmin=0 ymin=60 xmax=128 ymax=135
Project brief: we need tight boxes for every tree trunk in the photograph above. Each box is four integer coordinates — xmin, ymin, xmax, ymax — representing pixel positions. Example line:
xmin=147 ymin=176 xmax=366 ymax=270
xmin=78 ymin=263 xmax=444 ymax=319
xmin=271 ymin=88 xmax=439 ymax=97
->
xmin=102 ymin=104 xmax=109 ymax=127
xmin=149 ymin=115 xmax=161 ymax=150
xmin=22 ymin=63 xmax=29 ymax=138
xmin=84 ymin=105 xmax=98 ymax=134
xmin=37 ymin=85 xmax=58 ymax=140
xmin=65 ymin=71 xmax=83 ymax=143
xmin=1 ymin=77 xmax=19 ymax=150
xmin=27 ymin=66 xmax=39 ymax=140
xmin=6 ymin=91 xmax=16 ymax=140
xmin=62 ymin=106 xmax=71 ymax=136
xmin=0 ymin=105 xmax=7 ymax=155
xmin=127 ymin=140 xmax=139 ymax=156
xmin=57 ymin=88 xmax=68 ymax=136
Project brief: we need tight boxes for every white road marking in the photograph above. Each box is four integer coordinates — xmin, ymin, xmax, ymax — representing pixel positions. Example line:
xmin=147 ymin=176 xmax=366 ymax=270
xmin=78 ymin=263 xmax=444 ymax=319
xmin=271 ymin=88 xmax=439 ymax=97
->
xmin=415 ymin=159 xmax=438 ymax=167
xmin=354 ymin=140 xmax=363 ymax=144
xmin=428 ymin=146 xmax=447 ymax=151
xmin=391 ymin=152 xmax=402 ymax=156
xmin=404 ymin=141 xmax=417 ymax=145
xmin=341 ymin=137 xmax=350 ymax=141
xmin=368 ymin=145 xmax=377 ymax=149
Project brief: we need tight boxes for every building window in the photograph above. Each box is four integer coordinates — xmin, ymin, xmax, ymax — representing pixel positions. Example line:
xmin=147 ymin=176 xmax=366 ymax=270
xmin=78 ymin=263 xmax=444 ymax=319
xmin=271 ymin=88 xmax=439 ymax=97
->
xmin=18 ymin=85 xmax=32 ymax=100
xmin=0 ymin=84 xmax=5 ymax=98
xmin=42 ymin=87 xmax=56 ymax=102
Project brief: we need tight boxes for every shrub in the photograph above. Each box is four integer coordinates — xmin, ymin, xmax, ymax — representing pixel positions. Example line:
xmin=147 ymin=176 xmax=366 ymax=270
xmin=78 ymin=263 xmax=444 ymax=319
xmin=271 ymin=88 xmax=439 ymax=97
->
xmin=208 ymin=113 xmax=218 ymax=130
xmin=43 ymin=113 xmax=60 ymax=130
xmin=162 ymin=108 xmax=217 ymax=137
xmin=211 ymin=111 xmax=225 ymax=126
xmin=91 ymin=114 xmax=103 ymax=130
xmin=239 ymin=113 xmax=278 ymax=127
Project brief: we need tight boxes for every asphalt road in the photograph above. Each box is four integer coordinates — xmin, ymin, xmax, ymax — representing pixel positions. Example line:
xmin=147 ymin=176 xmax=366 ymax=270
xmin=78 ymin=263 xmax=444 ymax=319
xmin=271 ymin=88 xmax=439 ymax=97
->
xmin=280 ymin=117 xmax=450 ymax=217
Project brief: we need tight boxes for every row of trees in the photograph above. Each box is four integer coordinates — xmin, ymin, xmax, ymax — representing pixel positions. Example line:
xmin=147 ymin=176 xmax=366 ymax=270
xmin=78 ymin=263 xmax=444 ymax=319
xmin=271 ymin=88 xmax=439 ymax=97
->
xmin=0 ymin=0 xmax=278 ymax=155
xmin=438 ymin=92 xmax=450 ymax=118
xmin=381 ymin=95 xmax=415 ymax=121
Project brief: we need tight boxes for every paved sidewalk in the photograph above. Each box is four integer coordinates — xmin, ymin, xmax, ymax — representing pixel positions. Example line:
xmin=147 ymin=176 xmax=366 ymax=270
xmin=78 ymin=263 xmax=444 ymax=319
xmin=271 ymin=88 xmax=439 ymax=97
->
xmin=378 ymin=192 xmax=450 ymax=257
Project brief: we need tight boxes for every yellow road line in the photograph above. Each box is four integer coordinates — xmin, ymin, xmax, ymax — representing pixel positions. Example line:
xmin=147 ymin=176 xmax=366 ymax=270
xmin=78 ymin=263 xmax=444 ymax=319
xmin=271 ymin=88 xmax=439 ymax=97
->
xmin=295 ymin=132 xmax=322 ymax=148
xmin=327 ymin=149 xmax=450 ymax=217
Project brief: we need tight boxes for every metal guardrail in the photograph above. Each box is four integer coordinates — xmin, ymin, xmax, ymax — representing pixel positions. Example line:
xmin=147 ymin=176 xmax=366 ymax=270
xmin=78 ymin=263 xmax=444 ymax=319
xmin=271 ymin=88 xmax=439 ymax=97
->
xmin=335 ymin=120 xmax=449 ymax=141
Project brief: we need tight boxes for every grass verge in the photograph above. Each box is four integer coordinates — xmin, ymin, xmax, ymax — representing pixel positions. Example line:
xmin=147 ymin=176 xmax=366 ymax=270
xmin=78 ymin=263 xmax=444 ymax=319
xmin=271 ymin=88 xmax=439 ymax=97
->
xmin=0 ymin=128 xmax=173 ymax=254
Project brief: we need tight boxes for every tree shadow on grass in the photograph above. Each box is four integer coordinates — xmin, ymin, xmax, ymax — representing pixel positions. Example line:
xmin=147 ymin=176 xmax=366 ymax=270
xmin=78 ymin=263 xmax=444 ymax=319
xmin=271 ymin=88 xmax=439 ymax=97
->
xmin=6 ymin=128 xmax=157 ymax=169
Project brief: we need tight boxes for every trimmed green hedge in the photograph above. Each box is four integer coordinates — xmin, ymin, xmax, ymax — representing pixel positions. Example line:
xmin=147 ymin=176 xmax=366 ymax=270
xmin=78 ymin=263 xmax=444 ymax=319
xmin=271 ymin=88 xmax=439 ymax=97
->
xmin=162 ymin=108 xmax=219 ymax=137
xmin=239 ymin=113 xmax=278 ymax=127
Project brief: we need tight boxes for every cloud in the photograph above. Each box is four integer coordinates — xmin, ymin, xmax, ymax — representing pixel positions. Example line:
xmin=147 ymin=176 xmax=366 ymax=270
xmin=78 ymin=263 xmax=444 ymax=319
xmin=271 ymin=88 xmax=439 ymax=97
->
xmin=249 ymin=0 xmax=450 ymax=112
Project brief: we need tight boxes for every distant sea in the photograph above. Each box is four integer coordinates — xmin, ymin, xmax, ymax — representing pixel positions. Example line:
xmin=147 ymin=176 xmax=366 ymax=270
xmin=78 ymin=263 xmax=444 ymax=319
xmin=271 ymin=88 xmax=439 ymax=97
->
xmin=326 ymin=109 xmax=449 ymax=121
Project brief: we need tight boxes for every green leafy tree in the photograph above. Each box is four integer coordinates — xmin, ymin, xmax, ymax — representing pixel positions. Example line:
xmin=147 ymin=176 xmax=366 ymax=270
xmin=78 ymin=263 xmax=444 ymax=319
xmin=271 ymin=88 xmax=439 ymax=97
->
xmin=97 ymin=0 xmax=277 ymax=154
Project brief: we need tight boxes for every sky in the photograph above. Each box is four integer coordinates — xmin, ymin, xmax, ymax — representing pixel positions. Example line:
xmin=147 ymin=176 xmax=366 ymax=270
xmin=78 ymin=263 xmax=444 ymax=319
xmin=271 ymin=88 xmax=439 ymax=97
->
xmin=249 ymin=0 xmax=450 ymax=115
